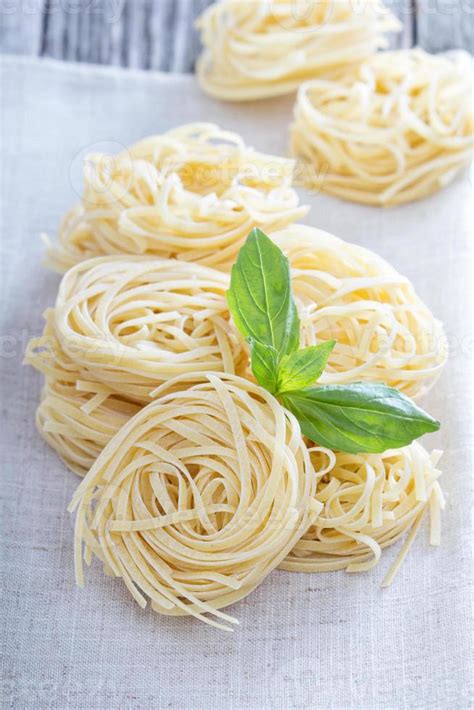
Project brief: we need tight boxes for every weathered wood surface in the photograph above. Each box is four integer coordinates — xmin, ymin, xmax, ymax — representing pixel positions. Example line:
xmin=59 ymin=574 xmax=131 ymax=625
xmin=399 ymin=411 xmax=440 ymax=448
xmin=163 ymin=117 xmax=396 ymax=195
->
xmin=0 ymin=0 xmax=472 ymax=73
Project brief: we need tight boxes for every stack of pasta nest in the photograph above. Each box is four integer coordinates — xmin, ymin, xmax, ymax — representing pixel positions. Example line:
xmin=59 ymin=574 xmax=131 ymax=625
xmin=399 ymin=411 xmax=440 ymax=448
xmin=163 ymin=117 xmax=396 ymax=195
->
xmin=196 ymin=0 xmax=474 ymax=205
xmin=26 ymin=123 xmax=447 ymax=630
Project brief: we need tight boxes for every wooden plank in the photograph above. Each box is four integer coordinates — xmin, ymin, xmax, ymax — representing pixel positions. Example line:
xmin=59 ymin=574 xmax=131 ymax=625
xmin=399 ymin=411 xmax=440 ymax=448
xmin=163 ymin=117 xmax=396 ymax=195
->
xmin=170 ymin=0 xmax=213 ymax=72
xmin=386 ymin=0 xmax=416 ymax=48
xmin=107 ymin=2 xmax=127 ymax=66
xmin=149 ymin=0 xmax=175 ymax=71
xmin=172 ymin=0 xmax=196 ymax=72
xmin=417 ymin=0 xmax=474 ymax=52
xmin=41 ymin=2 xmax=68 ymax=60
xmin=121 ymin=0 xmax=149 ymax=69
xmin=0 ymin=0 xmax=45 ymax=56
xmin=44 ymin=0 xmax=128 ymax=66
xmin=1 ymin=0 xmax=472 ymax=69
xmin=64 ymin=7 xmax=80 ymax=62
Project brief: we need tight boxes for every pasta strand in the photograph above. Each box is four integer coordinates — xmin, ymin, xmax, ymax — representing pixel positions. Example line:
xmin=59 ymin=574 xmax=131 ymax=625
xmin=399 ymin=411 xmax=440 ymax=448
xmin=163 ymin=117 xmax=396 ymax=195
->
xmin=291 ymin=49 xmax=474 ymax=205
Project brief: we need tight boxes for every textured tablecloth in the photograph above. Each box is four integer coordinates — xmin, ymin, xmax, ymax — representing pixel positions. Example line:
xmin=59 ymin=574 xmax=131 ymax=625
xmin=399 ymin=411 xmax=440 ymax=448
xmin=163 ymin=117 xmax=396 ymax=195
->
xmin=0 ymin=55 xmax=472 ymax=710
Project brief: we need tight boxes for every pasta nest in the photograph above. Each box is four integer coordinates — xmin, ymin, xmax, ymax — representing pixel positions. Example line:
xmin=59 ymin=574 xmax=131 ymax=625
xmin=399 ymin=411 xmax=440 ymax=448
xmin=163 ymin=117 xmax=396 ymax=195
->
xmin=26 ymin=222 xmax=447 ymax=482
xmin=26 ymin=225 xmax=447 ymax=477
xmin=196 ymin=0 xmax=400 ymax=101
xmin=68 ymin=373 xmax=321 ymax=629
xmin=26 ymin=314 xmax=141 ymax=477
xmin=274 ymin=225 xmax=447 ymax=399
xmin=45 ymin=123 xmax=307 ymax=272
xmin=25 ymin=257 xmax=247 ymax=405
xmin=36 ymin=379 xmax=140 ymax=477
xmin=281 ymin=442 xmax=444 ymax=582
xmin=291 ymin=49 xmax=474 ymax=205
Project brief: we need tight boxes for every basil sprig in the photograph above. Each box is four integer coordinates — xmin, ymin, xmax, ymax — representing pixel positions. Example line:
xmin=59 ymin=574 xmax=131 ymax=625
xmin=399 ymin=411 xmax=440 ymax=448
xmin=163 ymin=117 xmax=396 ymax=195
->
xmin=227 ymin=228 xmax=440 ymax=454
xmin=227 ymin=227 xmax=299 ymax=392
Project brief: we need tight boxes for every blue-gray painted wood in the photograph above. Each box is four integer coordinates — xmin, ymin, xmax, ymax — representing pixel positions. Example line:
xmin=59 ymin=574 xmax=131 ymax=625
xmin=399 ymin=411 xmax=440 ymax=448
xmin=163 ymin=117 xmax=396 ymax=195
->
xmin=417 ymin=0 xmax=474 ymax=52
xmin=0 ymin=0 xmax=472 ymax=72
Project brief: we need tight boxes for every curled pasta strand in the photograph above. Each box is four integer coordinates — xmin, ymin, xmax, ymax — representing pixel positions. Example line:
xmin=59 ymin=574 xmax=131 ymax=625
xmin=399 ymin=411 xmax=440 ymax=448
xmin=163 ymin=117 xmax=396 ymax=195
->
xmin=26 ymin=226 xmax=447 ymax=478
xmin=196 ymin=0 xmax=400 ymax=101
xmin=272 ymin=225 xmax=447 ymax=399
xmin=26 ymin=257 xmax=248 ymax=406
xmin=281 ymin=441 xmax=443 ymax=582
xmin=68 ymin=373 xmax=320 ymax=629
xmin=45 ymin=123 xmax=307 ymax=272
xmin=291 ymin=49 xmax=474 ymax=205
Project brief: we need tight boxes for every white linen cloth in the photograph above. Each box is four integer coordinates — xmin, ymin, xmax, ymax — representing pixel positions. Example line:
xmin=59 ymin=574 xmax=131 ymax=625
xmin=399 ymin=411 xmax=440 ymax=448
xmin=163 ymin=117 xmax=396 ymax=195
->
xmin=0 ymin=55 xmax=472 ymax=710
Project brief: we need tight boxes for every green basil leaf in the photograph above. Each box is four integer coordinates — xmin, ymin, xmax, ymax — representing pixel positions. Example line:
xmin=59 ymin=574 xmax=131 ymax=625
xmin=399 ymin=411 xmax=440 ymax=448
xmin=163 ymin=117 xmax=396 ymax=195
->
xmin=276 ymin=341 xmax=336 ymax=394
xmin=227 ymin=228 xmax=299 ymax=361
xmin=249 ymin=339 xmax=279 ymax=394
xmin=280 ymin=383 xmax=440 ymax=454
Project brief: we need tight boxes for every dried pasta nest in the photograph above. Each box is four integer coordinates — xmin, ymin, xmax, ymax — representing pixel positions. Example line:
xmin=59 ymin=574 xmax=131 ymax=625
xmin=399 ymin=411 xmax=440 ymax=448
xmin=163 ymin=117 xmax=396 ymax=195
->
xmin=26 ymin=228 xmax=447 ymax=480
xmin=25 ymin=310 xmax=141 ymax=476
xmin=45 ymin=123 xmax=307 ymax=272
xmin=69 ymin=373 xmax=320 ymax=629
xmin=291 ymin=49 xmax=474 ymax=205
xmin=36 ymin=378 xmax=140 ymax=477
xmin=196 ymin=0 xmax=400 ymax=101
xmin=272 ymin=225 xmax=447 ymax=399
xmin=282 ymin=441 xmax=444 ymax=582
xmin=26 ymin=257 xmax=247 ymax=405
